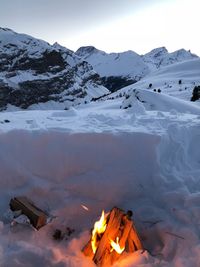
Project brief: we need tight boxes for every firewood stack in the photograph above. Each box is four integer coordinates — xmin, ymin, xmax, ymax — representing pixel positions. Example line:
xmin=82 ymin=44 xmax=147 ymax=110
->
xmin=82 ymin=207 xmax=143 ymax=267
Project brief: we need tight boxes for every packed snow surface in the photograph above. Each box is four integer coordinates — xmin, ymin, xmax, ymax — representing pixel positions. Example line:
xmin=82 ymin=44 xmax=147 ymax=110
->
xmin=0 ymin=96 xmax=200 ymax=267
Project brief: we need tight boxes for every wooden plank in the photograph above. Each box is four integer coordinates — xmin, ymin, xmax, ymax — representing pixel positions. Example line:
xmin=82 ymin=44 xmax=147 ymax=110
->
xmin=127 ymin=233 xmax=136 ymax=253
xmin=10 ymin=196 xmax=47 ymax=229
xmin=82 ymin=239 xmax=93 ymax=258
xmin=93 ymin=207 xmax=124 ymax=267
xmin=129 ymin=224 xmax=143 ymax=250
xmin=119 ymin=215 xmax=133 ymax=248
xmin=110 ymin=214 xmax=133 ymax=265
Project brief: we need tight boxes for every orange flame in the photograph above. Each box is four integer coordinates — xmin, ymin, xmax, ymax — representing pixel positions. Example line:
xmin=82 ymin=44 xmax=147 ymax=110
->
xmin=91 ymin=210 xmax=107 ymax=254
xmin=110 ymin=237 xmax=125 ymax=254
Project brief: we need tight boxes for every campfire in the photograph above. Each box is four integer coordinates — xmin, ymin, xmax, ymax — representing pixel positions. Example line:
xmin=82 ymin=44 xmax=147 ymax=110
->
xmin=83 ymin=207 xmax=143 ymax=266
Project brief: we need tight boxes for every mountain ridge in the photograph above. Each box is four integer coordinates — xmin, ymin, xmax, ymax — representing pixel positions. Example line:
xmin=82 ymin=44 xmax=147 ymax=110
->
xmin=0 ymin=27 xmax=199 ymax=110
xmin=76 ymin=45 xmax=198 ymax=92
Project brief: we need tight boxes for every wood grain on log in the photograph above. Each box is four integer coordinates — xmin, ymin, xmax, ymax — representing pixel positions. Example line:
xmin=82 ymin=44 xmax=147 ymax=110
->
xmin=129 ymin=225 xmax=143 ymax=250
xmin=10 ymin=196 xmax=47 ymax=229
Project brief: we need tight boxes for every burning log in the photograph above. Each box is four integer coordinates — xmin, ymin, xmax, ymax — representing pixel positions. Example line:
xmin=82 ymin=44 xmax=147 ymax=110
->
xmin=82 ymin=207 xmax=143 ymax=267
xmin=10 ymin=196 xmax=48 ymax=230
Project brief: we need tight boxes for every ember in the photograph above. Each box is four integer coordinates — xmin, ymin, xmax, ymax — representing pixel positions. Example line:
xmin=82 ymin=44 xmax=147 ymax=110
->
xmin=83 ymin=207 xmax=143 ymax=267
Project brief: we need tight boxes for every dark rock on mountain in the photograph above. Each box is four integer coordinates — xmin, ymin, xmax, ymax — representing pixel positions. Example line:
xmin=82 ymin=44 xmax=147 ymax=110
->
xmin=191 ymin=86 xmax=200 ymax=102
xmin=11 ymin=50 xmax=66 ymax=74
xmin=101 ymin=76 xmax=137 ymax=93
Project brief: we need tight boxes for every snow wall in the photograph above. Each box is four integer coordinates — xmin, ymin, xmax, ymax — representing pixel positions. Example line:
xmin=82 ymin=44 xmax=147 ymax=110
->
xmin=0 ymin=129 xmax=200 ymax=267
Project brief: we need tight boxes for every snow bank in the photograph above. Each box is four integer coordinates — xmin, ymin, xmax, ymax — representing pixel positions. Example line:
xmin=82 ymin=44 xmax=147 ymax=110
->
xmin=0 ymin=122 xmax=200 ymax=266
xmin=122 ymin=89 xmax=200 ymax=114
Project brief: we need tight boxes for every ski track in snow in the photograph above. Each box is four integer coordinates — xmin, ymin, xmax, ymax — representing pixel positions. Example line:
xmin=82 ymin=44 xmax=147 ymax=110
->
xmin=0 ymin=99 xmax=200 ymax=267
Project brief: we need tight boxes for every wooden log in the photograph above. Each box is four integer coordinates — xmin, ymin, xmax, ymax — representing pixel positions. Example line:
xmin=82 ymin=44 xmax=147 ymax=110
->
xmin=93 ymin=207 xmax=125 ymax=267
xmin=110 ymin=214 xmax=133 ymax=265
xmin=127 ymin=233 xmax=136 ymax=253
xmin=118 ymin=215 xmax=133 ymax=248
xmin=129 ymin=224 xmax=143 ymax=250
xmin=82 ymin=238 xmax=93 ymax=258
xmin=82 ymin=207 xmax=144 ymax=267
xmin=10 ymin=196 xmax=48 ymax=230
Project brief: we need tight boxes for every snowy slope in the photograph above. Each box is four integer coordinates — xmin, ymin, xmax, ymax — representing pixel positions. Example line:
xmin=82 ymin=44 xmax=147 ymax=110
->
xmin=0 ymin=27 xmax=53 ymax=57
xmin=0 ymin=28 xmax=109 ymax=110
xmin=0 ymin=98 xmax=200 ymax=266
xmin=76 ymin=46 xmax=149 ymax=79
xmin=121 ymin=88 xmax=200 ymax=113
xmin=107 ymin=58 xmax=200 ymax=102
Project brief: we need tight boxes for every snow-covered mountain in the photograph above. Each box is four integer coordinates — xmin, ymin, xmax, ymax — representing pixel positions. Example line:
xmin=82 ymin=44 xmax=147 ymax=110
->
xmin=76 ymin=46 xmax=149 ymax=92
xmin=142 ymin=46 xmax=197 ymax=70
xmin=76 ymin=46 xmax=149 ymax=91
xmin=76 ymin=45 xmax=198 ymax=92
xmin=0 ymin=28 xmax=109 ymax=111
xmin=0 ymin=27 xmax=199 ymax=111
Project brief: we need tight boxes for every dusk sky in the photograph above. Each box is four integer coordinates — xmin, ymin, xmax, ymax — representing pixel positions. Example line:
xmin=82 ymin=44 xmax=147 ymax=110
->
xmin=0 ymin=0 xmax=199 ymax=55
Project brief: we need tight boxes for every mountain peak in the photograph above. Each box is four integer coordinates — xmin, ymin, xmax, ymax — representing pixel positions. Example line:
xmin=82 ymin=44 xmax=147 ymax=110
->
xmin=0 ymin=27 xmax=14 ymax=33
xmin=76 ymin=46 xmax=104 ymax=57
xmin=144 ymin=47 xmax=168 ymax=58
xmin=171 ymin=48 xmax=198 ymax=58
xmin=53 ymin=42 xmax=74 ymax=54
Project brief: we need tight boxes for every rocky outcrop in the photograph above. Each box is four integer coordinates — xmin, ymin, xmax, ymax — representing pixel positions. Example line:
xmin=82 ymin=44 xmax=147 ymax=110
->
xmin=101 ymin=76 xmax=136 ymax=93
xmin=11 ymin=50 xmax=66 ymax=74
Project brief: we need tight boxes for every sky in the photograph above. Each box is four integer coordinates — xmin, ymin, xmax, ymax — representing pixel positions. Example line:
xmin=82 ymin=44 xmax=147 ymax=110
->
xmin=0 ymin=0 xmax=199 ymax=55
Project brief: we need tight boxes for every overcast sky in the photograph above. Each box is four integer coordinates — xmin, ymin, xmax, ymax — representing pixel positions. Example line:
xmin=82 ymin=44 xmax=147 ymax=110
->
xmin=0 ymin=0 xmax=199 ymax=55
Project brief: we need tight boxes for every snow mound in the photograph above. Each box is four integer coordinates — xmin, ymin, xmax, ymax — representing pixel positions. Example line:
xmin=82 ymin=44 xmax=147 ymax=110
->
xmin=122 ymin=88 xmax=200 ymax=114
